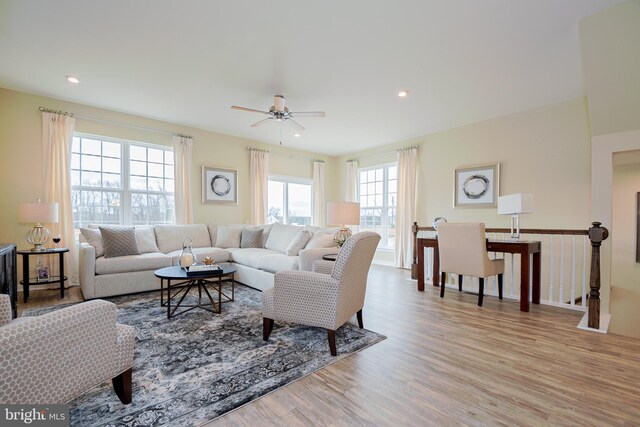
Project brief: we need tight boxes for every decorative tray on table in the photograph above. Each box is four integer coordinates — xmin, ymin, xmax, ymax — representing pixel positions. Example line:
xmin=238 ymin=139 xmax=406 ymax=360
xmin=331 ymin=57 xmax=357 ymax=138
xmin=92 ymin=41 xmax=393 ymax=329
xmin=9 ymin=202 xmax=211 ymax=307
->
xmin=186 ymin=263 xmax=223 ymax=276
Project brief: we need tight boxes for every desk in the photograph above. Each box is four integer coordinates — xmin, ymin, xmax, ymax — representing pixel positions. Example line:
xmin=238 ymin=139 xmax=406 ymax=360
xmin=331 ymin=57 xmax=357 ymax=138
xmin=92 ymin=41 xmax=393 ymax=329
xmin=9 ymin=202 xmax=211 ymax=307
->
xmin=17 ymin=248 xmax=69 ymax=303
xmin=417 ymin=238 xmax=541 ymax=312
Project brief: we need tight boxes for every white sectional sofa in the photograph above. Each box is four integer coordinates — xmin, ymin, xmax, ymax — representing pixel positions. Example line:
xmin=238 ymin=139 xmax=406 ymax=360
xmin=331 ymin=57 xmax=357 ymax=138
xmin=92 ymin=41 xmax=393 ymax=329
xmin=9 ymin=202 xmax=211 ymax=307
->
xmin=79 ymin=223 xmax=339 ymax=299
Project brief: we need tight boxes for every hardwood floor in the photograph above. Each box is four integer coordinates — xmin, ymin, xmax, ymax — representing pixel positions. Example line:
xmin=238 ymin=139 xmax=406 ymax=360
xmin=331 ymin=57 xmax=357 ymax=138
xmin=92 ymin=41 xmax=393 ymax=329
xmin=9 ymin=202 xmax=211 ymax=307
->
xmin=19 ymin=265 xmax=640 ymax=426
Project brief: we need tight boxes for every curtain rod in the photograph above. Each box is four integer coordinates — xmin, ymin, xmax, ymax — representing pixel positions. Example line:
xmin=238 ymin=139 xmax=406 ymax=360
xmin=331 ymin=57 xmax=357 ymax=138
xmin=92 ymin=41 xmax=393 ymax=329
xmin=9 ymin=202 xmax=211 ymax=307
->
xmin=246 ymin=146 xmax=321 ymax=162
xmin=346 ymin=145 xmax=419 ymax=162
xmin=39 ymin=106 xmax=194 ymax=139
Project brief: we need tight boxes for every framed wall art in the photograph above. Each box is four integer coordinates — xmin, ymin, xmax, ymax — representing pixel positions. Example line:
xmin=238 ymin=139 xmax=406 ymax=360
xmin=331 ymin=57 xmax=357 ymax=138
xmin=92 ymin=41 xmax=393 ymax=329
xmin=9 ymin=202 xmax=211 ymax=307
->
xmin=454 ymin=163 xmax=500 ymax=208
xmin=202 ymin=166 xmax=237 ymax=204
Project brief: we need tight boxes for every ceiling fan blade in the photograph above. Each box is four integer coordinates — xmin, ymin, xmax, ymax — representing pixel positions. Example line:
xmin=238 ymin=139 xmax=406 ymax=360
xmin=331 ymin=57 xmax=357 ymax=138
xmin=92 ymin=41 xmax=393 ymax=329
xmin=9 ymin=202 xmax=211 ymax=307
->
xmin=231 ymin=105 xmax=269 ymax=114
xmin=250 ymin=118 xmax=273 ymax=128
xmin=284 ymin=118 xmax=305 ymax=131
xmin=289 ymin=111 xmax=326 ymax=118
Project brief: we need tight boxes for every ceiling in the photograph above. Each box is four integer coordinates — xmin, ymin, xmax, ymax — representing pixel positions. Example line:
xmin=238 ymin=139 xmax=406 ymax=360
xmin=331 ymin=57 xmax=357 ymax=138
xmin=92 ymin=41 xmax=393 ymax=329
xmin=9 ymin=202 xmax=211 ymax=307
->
xmin=0 ymin=0 xmax=623 ymax=156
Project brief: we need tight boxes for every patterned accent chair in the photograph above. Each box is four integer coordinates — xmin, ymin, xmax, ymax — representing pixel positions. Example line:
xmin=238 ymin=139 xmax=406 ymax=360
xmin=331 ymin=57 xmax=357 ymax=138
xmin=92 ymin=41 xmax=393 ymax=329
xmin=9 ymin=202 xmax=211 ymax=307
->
xmin=437 ymin=222 xmax=504 ymax=306
xmin=263 ymin=231 xmax=381 ymax=356
xmin=0 ymin=294 xmax=135 ymax=404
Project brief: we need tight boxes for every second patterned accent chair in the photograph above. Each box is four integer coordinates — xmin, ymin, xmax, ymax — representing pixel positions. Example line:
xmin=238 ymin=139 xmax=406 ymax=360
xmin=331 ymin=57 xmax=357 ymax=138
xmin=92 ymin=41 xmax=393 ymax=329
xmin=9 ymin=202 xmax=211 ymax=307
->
xmin=437 ymin=222 xmax=504 ymax=306
xmin=0 ymin=295 xmax=135 ymax=404
xmin=262 ymin=231 xmax=381 ymax=356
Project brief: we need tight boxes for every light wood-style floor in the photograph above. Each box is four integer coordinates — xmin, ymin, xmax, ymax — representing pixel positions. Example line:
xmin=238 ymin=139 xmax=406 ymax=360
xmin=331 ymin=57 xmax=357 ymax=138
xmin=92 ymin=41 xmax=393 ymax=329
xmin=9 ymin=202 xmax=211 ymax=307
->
xmin=20 ymin=265 xmax=640 ymax=426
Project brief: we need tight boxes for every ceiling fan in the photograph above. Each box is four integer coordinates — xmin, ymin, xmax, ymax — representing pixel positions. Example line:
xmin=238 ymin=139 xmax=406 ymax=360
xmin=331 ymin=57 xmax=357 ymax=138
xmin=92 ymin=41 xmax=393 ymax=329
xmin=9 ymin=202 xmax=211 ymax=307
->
xmin=231 ymin=95 xmax=325 ymax=132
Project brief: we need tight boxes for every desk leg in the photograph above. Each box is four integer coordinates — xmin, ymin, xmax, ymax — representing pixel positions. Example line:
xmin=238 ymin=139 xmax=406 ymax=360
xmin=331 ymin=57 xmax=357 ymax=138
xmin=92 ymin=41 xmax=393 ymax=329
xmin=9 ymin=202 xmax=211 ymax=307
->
xmin=59 ymin=252 xmax=65 ymax=299
xmin=22 ymin=255 xmax=29 ymax=303
xmin=433 ymin=247 xmax=440 ymax=287
xmin=520 ymin=252 xmax=530 ymax=312
xmin=532 ymin=252 xmax=541 ymax=305
xmin=417 ymin=245 xmax=425 ymax=291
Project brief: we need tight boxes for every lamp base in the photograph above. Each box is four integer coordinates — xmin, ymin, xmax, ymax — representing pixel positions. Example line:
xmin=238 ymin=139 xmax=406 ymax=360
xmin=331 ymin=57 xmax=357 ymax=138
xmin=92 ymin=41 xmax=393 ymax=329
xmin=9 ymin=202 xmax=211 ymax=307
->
xmin=27 ymin=224 xmax=50 ymax=252
xmin=510 ymin=214 xmax=521 ymax=239
xmin=333 ymin=227 xmax=352 ymax=247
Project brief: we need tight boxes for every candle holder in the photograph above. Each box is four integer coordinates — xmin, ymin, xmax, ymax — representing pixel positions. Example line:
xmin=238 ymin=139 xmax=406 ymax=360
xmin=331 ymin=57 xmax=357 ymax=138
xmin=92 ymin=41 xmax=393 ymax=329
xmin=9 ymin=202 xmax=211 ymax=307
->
xmin=179 ymin=236 xmax=196 ymax=270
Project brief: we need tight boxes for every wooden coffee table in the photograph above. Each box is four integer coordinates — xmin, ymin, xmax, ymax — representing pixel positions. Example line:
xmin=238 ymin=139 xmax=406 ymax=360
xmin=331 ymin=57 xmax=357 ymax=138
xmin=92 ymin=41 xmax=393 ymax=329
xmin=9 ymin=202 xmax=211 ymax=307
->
xmin=154 ymin=263 xmax=236 ymax=319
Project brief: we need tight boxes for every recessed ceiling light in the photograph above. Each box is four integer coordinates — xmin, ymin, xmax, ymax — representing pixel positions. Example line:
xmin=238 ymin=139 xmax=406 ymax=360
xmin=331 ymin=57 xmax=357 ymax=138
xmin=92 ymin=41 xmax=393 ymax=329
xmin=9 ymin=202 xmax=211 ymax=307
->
xmin=66 ymin=75 xmax=80 ymax=84
xmin=397 ymin=90 xmax=408 ymax=97
xmin=294 ymin=133 xmax=301 ymax=137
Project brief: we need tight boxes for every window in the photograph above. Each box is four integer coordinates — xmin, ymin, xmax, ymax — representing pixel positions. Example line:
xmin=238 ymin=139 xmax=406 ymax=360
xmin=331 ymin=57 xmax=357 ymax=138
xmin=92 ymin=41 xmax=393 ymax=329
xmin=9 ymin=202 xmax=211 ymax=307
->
xmin=267 ymin=176 xmax=312 ymax=225
xmin=359 ymin=164 xmax=397 ymax=249
xmin=71 ymin=134 xmax=174 ymax=228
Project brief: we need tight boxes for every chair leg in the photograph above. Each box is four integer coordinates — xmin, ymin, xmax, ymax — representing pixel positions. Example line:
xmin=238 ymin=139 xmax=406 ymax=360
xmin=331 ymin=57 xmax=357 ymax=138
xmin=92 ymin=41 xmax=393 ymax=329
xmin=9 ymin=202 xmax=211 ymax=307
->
xmin=498 ymin=274 xmax=504 ymax=300
xmin=356 ymin=309 xmax=363 ymax=329
xmin=478 ymin=278 xmax=485 ymax=306
xmin=440 ymin=272 xmax=446 ymax=298
xmin=112 ymin=367 xmax=132 ymax=405
xmin=263 ymin=317 xmax=274 ymax=341
xmin=458 ymin=274 xmax=463 ymax=292
xmin=327 ymin=330 xmax=337 ymax=356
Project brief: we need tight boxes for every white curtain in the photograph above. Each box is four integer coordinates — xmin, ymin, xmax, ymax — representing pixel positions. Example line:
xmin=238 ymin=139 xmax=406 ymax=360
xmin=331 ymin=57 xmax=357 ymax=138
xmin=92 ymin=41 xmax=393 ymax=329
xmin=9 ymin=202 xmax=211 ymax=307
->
xmin=312 ymin=160 xmax=326 ymax=227
xmin=42 ymin=112 xmax=76 ymax=286
xmin=173 ymin=135 xmax=194 ymax=224
xmin=395 ymin=147 xmax=418 ymax=268
xmin=250 ymin=149 xmax=269 ymax=224
xmin=345 ymin=159 xmax=358 ymax=202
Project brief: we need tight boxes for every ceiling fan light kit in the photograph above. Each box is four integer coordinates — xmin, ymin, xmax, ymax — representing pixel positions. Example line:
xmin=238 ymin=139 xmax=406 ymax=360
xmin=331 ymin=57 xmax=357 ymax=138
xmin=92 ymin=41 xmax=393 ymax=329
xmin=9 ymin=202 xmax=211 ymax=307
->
xmin=231 ymin=95 xmax=325 ymax=134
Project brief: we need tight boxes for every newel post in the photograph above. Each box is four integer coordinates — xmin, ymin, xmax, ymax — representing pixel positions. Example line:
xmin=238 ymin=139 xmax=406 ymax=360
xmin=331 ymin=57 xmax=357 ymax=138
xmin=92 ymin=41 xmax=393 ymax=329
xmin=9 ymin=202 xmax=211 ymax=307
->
xmin=588 ymin=221 xmax=609 ymax=329
xmin=411 ymin=222 xmax=418 ymax=280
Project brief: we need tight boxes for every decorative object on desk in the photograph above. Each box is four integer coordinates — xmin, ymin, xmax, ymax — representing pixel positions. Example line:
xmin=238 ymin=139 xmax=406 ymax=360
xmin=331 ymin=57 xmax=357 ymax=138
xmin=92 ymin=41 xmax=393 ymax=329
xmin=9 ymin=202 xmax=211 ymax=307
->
xmin=327 ymin=201 xmax=360 ymax=247
xmin=179 ymin=236 xmax=196 ymax=270
xmin=203 ymin=256 xmax=214 ymax=265
xmin=52 ymin=234 xmax=61 ymax=248
xmin=432 ymin=217 xmax=447 ymax=235
xmin=186 ymin=263 xmax=223 ymax=276
xmin=454 ymin=163 xmax=500 ymax=208
xmin=498 ymin=193 xmax=534 ymax=239
xmin=18 ymin=200 xmax=59 ymax=251
xmin=202 ymin=165 xmax=237 ymax=204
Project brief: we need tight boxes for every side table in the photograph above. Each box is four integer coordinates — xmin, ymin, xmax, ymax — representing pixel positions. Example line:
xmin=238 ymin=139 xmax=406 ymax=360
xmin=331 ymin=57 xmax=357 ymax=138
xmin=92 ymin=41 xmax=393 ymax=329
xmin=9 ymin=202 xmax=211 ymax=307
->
xmin=17 ymin=248 xmax=69 ymax=303
xmin=322 ymin=254 xmax=338 ymax=261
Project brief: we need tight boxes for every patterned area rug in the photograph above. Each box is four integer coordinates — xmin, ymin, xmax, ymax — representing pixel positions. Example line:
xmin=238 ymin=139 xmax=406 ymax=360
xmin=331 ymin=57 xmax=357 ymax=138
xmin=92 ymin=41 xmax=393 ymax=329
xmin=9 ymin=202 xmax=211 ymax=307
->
xmin=24 ymin=285 xmax=385 ymax=426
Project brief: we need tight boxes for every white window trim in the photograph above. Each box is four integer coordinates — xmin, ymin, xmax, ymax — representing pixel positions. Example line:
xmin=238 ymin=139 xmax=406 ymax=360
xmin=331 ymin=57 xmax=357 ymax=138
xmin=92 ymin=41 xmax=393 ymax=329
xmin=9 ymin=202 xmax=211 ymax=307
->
xmin=268 ymin=174 xmax=314 ymax=225
xmin=358 ymin=162 xmax=397 ymax=249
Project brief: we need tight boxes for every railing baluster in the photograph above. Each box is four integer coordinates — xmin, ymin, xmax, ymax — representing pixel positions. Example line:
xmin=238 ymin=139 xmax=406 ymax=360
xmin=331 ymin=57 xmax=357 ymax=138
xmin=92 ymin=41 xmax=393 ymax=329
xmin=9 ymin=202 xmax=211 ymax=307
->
xmin=559 ymin=236 xmax=564 ymax=306
xmin=582 ymin=235 xmax=587 ymax=308
xmin=571 ymin=235 xmax=576 ymax=306
xmin=549 ymin=235 xmax=554 ymax=304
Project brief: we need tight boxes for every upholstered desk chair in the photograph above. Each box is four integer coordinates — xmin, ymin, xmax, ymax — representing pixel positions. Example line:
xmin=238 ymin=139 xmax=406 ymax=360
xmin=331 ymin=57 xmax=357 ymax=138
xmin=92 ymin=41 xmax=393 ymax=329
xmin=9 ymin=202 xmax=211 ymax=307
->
xmin=262 ymin=231 xmax=381 ymax=356
xmin=437 ymin=223 xmax=504 ymax=306
xmin=0 ymin=295 xmax=135 ymax=404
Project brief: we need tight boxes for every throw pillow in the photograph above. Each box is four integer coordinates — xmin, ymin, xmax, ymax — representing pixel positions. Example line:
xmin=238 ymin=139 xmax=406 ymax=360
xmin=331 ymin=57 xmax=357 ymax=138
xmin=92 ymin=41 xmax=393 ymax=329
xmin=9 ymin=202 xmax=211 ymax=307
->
xmin=99 ymin=226 xmax=141 ymax=258
xmin=135 ymin=227 xmax=160 ymax=253
xmin=265 ymin=223 xmax=303 ymax=253
xmin=241 ymin=228 xmax=263 ymax=248
xmin=216 ymin=226 xmax=242 ymax=248
xmin=286 ymin=230 xmax=313 ymax=256
xmin=305 ymin=233 xmax=337 ymax=249
xmin=80 ymin=228 xmax=105 ymax=257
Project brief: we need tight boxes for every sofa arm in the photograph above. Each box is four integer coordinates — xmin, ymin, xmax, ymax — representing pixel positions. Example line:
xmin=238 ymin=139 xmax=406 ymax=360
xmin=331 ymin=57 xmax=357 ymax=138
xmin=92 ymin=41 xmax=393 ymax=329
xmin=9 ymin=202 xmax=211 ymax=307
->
xmin=298 ymin=247 xmax=339 ymax=271
xmin=0 ymin=294 xmax=11 ymax=327
xmin=0 ymin=299 xmax=124 ymax=404
xmin=79 ymin=242 xmax=97 ymax=299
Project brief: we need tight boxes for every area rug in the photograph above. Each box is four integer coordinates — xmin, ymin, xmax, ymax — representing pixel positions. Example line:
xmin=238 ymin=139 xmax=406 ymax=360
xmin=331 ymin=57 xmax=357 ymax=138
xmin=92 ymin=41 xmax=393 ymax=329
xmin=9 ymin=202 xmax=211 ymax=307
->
xmin=23 ymin=285 xmax=385 ymax=426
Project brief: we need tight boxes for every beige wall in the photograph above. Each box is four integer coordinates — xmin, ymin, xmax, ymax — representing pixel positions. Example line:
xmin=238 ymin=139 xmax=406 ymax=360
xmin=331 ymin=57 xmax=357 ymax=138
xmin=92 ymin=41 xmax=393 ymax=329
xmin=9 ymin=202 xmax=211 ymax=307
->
xmin=0 ymin=87 xmax=339 ymax=251
xmin=580 ymin=0 xmax=640 ymax=137
xmin=338 ymin=98 xmax=592 ymax=230
xmin=610 ymin=159 xmax=640 ymax=338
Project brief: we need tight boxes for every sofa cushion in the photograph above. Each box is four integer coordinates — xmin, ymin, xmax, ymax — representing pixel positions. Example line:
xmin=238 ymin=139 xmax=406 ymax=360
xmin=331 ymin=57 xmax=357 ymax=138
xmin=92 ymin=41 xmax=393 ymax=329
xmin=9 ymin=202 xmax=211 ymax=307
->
xmin=166 ymin=247 xmax=231 ymax=265
xmin=306 ymin=233 xmax=337 ymax=249
xmin=80 ymin=228 xmax=105 ymax=257
xmin=257 ymin=254 xmax=299 ymax=273
xmin=229 ymin=248 xmax=280 ymax=269
xmin=135 ymin=227 xmax=160 ymax=254
xmin=286 ymin=230 xmax=313 ymax=256
xmin=95 ymin=252 xmax=171 ymax=275
xmin=264 ymin=223 xmax=303 ymax=253
xmin=216 ymin=226 xmax=242 ymax=248
xmin=207 ymin=224 xmax=217 ymax=247
xmin=99 ymin=226 xmax=141 ymax=258
xmin=241 ymin=228 xmax=263 ymax=248
xmin=154 ymin=224 xmax=211 ymax=253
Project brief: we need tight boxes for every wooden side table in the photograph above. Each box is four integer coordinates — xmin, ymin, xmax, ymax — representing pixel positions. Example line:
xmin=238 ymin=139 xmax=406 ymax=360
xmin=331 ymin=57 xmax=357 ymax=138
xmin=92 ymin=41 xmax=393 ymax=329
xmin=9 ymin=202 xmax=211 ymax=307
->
xmin=17 ymin=248 xmax=69 ymax=303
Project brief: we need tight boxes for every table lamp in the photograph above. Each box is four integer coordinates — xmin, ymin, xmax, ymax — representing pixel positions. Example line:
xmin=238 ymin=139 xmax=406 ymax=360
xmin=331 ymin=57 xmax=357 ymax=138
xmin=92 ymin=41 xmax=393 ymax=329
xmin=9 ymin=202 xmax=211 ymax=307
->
xmin=327 ymin=202 xmax=360 ymax=246
xmin=498 ymin=194 xmax=533 ymax=239
xmin=18 ymin=201 xmax=59 ymax=251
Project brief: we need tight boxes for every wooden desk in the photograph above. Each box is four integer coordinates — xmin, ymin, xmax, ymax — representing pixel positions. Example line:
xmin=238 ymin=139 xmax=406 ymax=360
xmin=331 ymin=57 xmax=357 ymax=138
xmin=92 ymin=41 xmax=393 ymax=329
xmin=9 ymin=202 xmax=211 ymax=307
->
xmin=417 ymin=238 xmax=541 ymax=312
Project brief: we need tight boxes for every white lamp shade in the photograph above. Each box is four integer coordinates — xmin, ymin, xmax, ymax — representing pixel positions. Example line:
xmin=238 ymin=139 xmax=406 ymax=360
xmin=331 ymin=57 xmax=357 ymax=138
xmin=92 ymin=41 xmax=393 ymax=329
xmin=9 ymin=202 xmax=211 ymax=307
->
xmin=18 ymin=202 xmax=59 ymax=224
xmin=497 ymin=194 xmax=533 ymax=215
xmin=327 ymin=202 xmax=360 ymax=226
